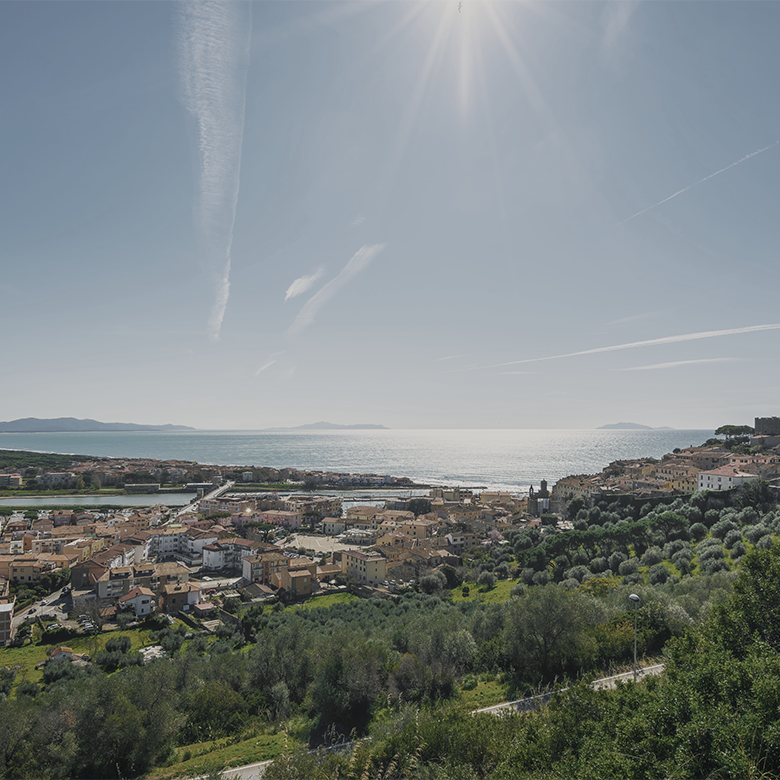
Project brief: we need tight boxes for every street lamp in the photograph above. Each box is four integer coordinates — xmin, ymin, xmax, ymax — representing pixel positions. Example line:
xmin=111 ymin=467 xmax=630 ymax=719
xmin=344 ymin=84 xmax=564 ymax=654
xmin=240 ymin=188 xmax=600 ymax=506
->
xmin=629 ymin=593 xmax=640 ymax=680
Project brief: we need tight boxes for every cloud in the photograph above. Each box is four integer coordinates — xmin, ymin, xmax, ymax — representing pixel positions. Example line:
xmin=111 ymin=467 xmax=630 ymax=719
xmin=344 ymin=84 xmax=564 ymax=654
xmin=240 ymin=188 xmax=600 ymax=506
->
xmin=613 ymin=358 xmax=737 ymax=372
xmin=284 ymin=269 xmax=324 ymax=302
xmin=289 ymin=244 xmax=386 ymax=334
xmin=599 ymin=0 xmax=640 ymax=66
xmin=254 ymin=353 xmax=283 ymax=376
xmin=479 ymin=324 xmax=780 ymax=370
xmin=352 ymin=215 xmax=365 ymax=226
xmin=175 ymin=0 xmax=252 ymax=342
xmin=618 ymin=141 xmax=779 ymax=226
xmin=435 ymin=354 xmax=466 ymax=362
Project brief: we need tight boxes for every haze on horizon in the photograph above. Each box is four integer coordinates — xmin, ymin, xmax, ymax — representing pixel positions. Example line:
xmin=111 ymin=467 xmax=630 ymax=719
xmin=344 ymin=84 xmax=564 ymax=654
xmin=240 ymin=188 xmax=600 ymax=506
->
xmin=1 ymin=1 xmax=778 ymax=432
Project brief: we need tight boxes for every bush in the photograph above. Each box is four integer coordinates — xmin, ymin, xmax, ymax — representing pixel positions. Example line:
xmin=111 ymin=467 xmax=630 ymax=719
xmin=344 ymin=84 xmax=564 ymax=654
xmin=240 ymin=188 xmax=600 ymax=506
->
xmin=608 ymin=551 xmax=627 ymax=572
xmin=711 ymin=519 xmax=738 ymax=540
xmin=105 ymin=635 xmax=131 ymax=654
xmin=698 ymin=545 xmax=724 ymax=562
xmin=745 ymin=525 xmax=770 ymax=544
xmin=723 ymin=529 xmax=743 ymax=549
xmin=618 ymin=558 xmax=639 ymax=576
xmin=477 ymin=571 xmax=496 ymax=590
xmin=641 ymin=546 xmax=663 ymax=567
xmin=589 ymin=557 xmax=608 ymax=574
xmin=649 ymin=564 xmax=669 ymax=585
xmin=690 ymin=522 xmax=708 ymax=541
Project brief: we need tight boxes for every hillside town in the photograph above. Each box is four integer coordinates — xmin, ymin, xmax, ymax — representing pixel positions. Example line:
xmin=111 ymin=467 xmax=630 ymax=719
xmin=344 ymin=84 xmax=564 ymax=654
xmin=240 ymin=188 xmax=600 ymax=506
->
xmin=1 ymin=417 xmax=779 ymax=648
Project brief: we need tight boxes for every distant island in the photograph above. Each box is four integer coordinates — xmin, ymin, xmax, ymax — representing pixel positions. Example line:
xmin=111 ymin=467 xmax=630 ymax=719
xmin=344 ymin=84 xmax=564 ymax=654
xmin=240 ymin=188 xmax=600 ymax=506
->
xmin=262 ymin=421 xmax=388 ymax=431
xmin=0 ymin=417 xmax=195 ymax=433
xmin=597 ymin=422 xmax=674 ymax=430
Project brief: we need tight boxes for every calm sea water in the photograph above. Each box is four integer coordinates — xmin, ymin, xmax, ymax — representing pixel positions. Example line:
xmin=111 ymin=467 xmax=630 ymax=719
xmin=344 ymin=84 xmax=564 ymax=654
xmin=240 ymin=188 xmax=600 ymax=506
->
xmin=0 ymin=429 xmax=714 ymax=493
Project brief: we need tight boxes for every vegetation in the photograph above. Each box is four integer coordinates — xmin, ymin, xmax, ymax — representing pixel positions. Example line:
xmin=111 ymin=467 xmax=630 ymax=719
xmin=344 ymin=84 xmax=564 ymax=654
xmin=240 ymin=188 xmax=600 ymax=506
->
xmin=2 ymin=453 xmax=780 ymax=777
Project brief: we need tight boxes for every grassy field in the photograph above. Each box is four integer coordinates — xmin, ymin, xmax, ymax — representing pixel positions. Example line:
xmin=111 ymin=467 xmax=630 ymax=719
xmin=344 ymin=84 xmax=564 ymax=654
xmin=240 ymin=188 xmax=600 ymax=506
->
xmin=288 ymin=592 xmax=358 ymax=611
xmin=0 ymin=625 xmax=164 ymax=692
xmin=450 ymin=578 xmax=518 ymax=604
xmin=454 ymin=677 xmax=512 ymax=712
xmin=146 ymin=730 xmax=290 ymax=780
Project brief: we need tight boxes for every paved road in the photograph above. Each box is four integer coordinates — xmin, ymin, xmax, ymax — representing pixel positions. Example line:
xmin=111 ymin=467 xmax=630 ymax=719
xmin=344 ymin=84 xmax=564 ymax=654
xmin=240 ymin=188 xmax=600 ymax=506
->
xmin=12 ymin=586 xmax=70 ymax=629
xmin=473 ymin=663 xmax=666 ymax=716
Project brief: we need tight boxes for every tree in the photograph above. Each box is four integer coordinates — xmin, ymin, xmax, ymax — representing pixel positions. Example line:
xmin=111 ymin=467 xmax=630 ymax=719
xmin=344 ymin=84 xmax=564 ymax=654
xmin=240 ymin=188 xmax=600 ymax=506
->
xmin=503 ymin=585 xmax=597 ymax=683
xmin=715 ymin=424 xmax=754 ymax=439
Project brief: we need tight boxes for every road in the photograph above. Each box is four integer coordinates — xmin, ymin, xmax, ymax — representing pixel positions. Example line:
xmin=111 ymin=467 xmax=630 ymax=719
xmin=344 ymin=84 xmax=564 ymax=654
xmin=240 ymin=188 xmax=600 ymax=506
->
xmin=176 ymin=480 xmax=235 ymax=518
xmin=473 ymin=663 xmax=666 ymax=716
xmin=12 ymin=586 xmax=70 ymax=630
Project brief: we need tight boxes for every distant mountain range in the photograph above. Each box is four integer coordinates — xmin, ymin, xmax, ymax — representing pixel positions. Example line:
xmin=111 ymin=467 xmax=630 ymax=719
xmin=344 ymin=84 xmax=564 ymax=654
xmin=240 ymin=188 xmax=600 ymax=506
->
xmin=598 ymin=422 xmax=674 ymax=430
xmin=0 ymin=417 xmax=195 ymax=432
xmin=263 ymin=421 xmax=388 ymax=431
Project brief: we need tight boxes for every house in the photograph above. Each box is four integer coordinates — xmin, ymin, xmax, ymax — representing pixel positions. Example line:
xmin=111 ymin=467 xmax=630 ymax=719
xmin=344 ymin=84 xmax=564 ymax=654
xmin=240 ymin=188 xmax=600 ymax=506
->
xmin=160 ymin=582 xmax=201 ymax=614
xmin=273 ymin=567 xmax=314 ymax=598
xmin=118 ymin=586 xmax=156 ymax=617
xmin=697 ymin=466 xmax=759 ymax=492
xmin=49 ymin=645 xmax=73 ymax=662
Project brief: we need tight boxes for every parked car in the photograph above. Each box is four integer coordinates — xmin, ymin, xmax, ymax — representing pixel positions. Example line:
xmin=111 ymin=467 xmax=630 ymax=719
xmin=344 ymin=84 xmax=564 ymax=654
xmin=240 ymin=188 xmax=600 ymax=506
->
xmin=46 ymin=622 xmax=61 ymax=630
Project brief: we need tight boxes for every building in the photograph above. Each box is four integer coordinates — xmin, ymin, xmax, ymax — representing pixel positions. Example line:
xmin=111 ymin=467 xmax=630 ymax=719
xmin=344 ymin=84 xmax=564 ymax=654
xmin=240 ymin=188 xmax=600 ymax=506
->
xmin=697 ymin=466 xmax=759 ymax=492
xmin=160 ymin=582 xmax=201 ymax=614
xmin=118 ymin=586 xmax=156 ymax=617
xmin=341 ymin=549 xmax=387 ymax=585
xmin=0 ymin=601 xmax=14 ymax=646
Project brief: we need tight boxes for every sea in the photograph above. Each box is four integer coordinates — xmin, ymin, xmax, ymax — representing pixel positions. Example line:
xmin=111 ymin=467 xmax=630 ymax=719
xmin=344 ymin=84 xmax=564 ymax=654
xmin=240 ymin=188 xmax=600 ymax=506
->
xmin=0 ymin=428 xmax=715 ymax=494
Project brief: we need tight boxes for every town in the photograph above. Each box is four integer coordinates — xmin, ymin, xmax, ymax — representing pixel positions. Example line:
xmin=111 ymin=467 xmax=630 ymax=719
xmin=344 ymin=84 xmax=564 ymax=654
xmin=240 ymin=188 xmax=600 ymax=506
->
xmin=1 ymin=417 xmax=779 ymax=649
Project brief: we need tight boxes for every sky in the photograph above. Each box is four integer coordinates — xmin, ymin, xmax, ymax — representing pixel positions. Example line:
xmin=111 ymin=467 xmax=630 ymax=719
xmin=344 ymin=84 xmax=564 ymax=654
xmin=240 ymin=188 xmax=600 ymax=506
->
xmin=2 ymin=0 xmax=779 ymax=431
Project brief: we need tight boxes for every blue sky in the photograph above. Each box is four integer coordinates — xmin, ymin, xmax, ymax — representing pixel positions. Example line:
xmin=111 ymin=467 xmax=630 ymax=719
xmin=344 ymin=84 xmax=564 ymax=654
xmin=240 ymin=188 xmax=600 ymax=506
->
xmin=2 ymin=0 xmax=779 ymax=430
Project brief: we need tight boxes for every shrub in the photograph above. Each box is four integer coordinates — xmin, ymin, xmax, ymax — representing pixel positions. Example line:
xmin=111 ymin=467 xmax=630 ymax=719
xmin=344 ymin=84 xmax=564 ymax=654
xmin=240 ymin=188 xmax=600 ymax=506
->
xmin=711 ymin=519 xmax=738 ymax=540
xmin=477 ymin=571 xmax=496 ymax=590
xmin=589 ymin=557 xmax=608 ymax=574
xmin=641 ymin=547 xmax=663 ymax=567
xmin=649 ymin=564 xmax=669 ymax=585
xmin=690 ymin=522 xmax=708 ymax=541
xmin=698 ymin=545 xmax=724 ymax=562
xmin=618 ymin=558 xmax=639 ymax=576
xmin=608 ymin=551 xmax=627 ymax=572
xmin=532 ymin=570 xmax=549 ymax=586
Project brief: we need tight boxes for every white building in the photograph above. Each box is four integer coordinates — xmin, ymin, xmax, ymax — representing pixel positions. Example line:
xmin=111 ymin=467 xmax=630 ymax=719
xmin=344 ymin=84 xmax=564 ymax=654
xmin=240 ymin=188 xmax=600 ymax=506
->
xmin=697 ymin=465 xmax=758 ymax=492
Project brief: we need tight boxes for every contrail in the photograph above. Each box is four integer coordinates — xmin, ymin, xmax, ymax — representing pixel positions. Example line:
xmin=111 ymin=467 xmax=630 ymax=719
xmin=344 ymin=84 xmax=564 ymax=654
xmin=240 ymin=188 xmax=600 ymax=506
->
xmin=613 ymin=358 xmax=736 ymax=372
xmin=289 ymin=245 xmax=386 ymax=334
xmin=176 ymin=0 xmax=252 ymax=341
xmin=618 ymin=141 xmax=779 ymax=225
xmin=285 ymin=269 xmax=324 ymax=303
xmin=479 ymin=324 xmax=780 ymax=370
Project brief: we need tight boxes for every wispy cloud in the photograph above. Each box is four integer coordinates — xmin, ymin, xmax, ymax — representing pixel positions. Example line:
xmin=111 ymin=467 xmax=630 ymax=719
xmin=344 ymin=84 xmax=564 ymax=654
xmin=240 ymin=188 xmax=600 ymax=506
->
xmin=618 ymin=141 xmax=779 ymax=225
xmin=479 ymin=324 xmax=780 ymax=370
xmin=613 ymin=358 xmax=737 ymax=372
xmin=284 ymin=269 xmax=324 ymax=303
xmin=175 ymin=0 xmax=252 ymax=342
xmin=254 ymin=353 xmax=283 ymax=377
xmin=599 ymin=0 xmax=640 ymax=67
xmin=435 ymin=354 xmax=466 ymax=362
xmin=352 ymin=215 xmax=365 ymax=226
xmin=289 ymin=244 xmax=386 ymax=334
